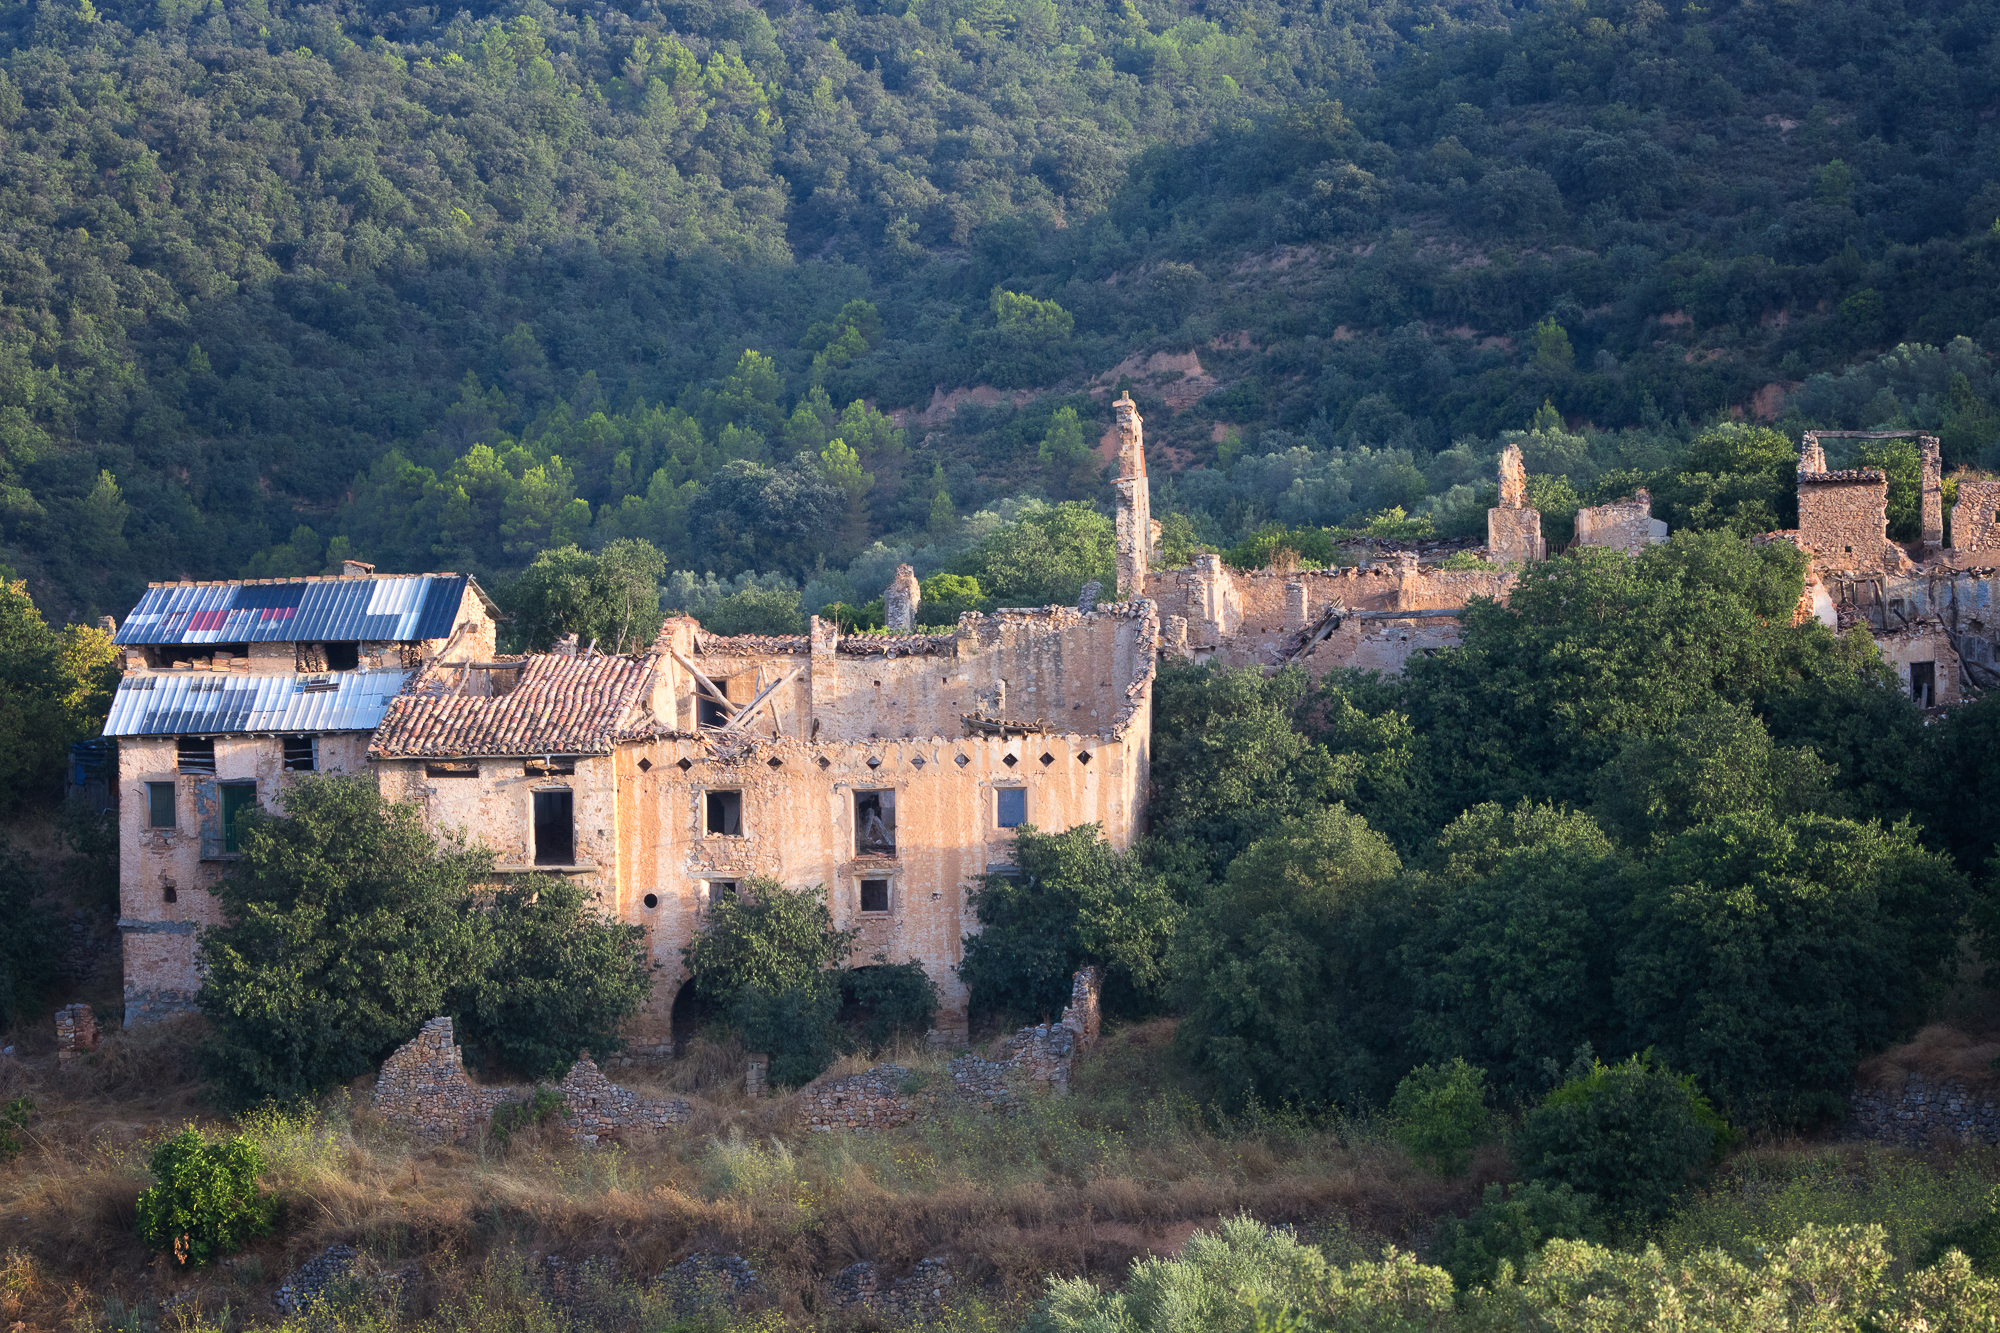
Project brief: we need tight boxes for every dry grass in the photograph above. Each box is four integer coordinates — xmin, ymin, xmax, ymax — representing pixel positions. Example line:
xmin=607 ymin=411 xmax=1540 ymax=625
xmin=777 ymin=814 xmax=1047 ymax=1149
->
xmin=0 ymin=1019 xmax=1488 ymax=1331
xmin=1856 ymin=1024 xmax=2000 ymax=1092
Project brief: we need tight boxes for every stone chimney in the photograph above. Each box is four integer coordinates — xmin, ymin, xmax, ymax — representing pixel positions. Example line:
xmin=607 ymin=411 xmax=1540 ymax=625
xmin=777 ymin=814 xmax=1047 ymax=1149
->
xmin=884 ymin=564 xmax=921 ymax=631
xmin=1920 ymin=435 xmax=1944 ymax=556
xmin=1800 ymin=433 xmax=1827 ymax=474
xmin=1486 ymin=441 xmax=1545 ymax=566
xmin=1113 ymin=393 xmax=1151 ymax=600
xmin=342 ymin=559 xmax=376 ymax=577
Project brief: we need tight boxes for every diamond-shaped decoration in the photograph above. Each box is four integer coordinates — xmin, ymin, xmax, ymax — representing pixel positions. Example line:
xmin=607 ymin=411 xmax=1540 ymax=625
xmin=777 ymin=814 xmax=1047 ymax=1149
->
xmin=867 ymin=756 xmax=883 ymax=769
xmin=767 ymin=756 xmax=783 ymax=768
xmin=955 ymin=754 xmax=970 ymax=768
xmin=677 ymin=758 xmax=693 ymax=771
xmin=638 ymin=758 xmax=653 ymax=772
xmin=911 ymin=755 xmax=927 ymax=769
xmin=817 ymin=756 xmax=831 ymax=770
xmin=1040 ymin=752 xmax=1056 ymax=766
xmin=1003 ymin=753 xmax=1018 ymax=768
xmin=1077 ymin=751 xmax=1091 ymax=765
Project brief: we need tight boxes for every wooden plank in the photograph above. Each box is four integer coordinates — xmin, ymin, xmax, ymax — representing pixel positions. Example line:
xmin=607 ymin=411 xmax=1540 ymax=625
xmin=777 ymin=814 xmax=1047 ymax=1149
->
xmin=723 ymin=667 xmax=801 ymax=732
xmin=667 ymin=646 xmax=739 ymax=720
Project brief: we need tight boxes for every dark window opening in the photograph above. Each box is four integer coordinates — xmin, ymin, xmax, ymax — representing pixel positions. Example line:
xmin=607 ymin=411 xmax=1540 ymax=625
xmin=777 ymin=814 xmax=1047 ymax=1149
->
xmin=997 ymin=787 xmax=1026 ymax=828
xmin=147 ymin=781 xmax=176 ymax=829
xmin=1911 ymin=660 xmax=1937 ymax=708
xmin=282 ymin=735 xmax=317 ymax=771
xmin=426 ymin=761 xmax=478 ymax=778
xmin=324 ymin=642 xmax=361 ymax=671
xmin=705 ymin=880 xmax=738 ymax=906
xmin=860 ymin=878 xmax=890 ymax=913
xmin=525 ymin=757 xmax=575 ymax=776
xmin=533 ymin=789 xmax=575 ymax=865
xmin=855 ymin=790 xmax=896 ymax=854
xmin=705 ymin=791 xmax=743 ymax=835
xmin=643 ymin=892 xmax=659 ymax=910
xmin=177 ymin=738 xmax=216 ymax=774
xmin=697 ymin=696 xmax=730 ymax=728
xmin=163 ymin=885 xmax=177 ymax=904
xmin=220 ymin=782 xmax=257 ymax=855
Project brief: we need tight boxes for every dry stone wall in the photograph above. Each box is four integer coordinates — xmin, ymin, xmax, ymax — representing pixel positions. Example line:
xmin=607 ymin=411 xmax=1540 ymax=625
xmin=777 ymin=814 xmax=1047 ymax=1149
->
xmin=54 ymin=1004 xmax=98 ymax=1063
xmin=1798 ymin=471 xmax=1891 ymax=569
xmin=1847 ymin=1072 xmax=2000 ymax=1147
xmin=373 ymin=1018 xmax=690 ymax=1143
xmin=1954 ymin=478 xmax=2000 ymax=553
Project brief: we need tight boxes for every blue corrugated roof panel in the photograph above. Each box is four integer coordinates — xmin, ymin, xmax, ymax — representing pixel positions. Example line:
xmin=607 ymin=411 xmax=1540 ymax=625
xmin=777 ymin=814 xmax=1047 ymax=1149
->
xmin=114 ymin=576 xmax=470 ymax=645
xmin=103 ymin=670 xmax=413 ymax=737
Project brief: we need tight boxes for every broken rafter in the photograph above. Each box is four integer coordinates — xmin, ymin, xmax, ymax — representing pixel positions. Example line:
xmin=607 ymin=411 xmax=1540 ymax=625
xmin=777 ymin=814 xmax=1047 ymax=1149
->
xmin=962 ymin=713 xmax=1048 ymax=738
xmin=722 ymin=667 xmax=801 ymax=733
xmin=667 ymin=646 xmax=739 ymax=722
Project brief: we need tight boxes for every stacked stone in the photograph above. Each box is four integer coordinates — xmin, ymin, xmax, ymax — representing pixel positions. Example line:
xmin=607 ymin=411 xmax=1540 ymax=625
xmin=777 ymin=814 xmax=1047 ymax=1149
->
xmin=1061 ymin=966 xmax=1103 ymax=1047
xmin=1846 ymin=1072 xmax=2000 ymax=1147
xmin=947 ymin=1055 xmax=1017 ymax=1111
xmin=275 ymin=1245 xmax=358 ymax=1316
xmin=557 ymin=1058 xmax=691 ymax=1144
xmin=371 ymin=1017 xmax=515 ymax=1142
xmin=801 ymin=1065 xmax=921 ymax=1132
xmin=661 ymin=1253 xmax=761 ymax=1315
xmin=994 ymin=1024 xmax=1078 ymax=1094
xmin=54 ymin=1004 xmax=98 ymax=1063
xmin=830 ymin=1257 xmax=957 ymax=1318
xmin=885 ymin=564 xmax=922 ymax=632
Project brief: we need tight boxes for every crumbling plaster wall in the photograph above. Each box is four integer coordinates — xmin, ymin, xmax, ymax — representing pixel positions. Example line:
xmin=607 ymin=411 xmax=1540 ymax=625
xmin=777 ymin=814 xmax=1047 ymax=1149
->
xmin=380 ymin=752 xmax=620 ymax=873
xmin=120 ymin=732 xmax=373 ymax=1024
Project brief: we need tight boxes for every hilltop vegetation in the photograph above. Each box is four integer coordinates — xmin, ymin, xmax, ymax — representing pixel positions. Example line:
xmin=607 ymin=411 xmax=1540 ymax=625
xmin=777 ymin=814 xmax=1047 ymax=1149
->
xmin=2 ymin=0 xmax=2000 ymax=618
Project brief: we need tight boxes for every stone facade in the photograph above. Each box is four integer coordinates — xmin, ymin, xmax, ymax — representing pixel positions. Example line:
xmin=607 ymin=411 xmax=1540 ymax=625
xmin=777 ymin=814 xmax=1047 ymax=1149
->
xmin=884 ymin=564 xmax=921 ymax=632
xmin=1847 ymin=1072 xmax=2000 ymax=1147
xmin=54 ymin=1004 xmax=98 ymax=1062
xmin=1112 ymin=392 xmax=1153 ymax=600
xmin=1487 ymin=443 xmax=1546 ymax=567
xmin=1798 ymin=469 xmax=1892 ymax=570
xmin=1921 ymin=436 xmax=1945 ymax=555
xmin=1574 ymin=491 xmax=1668 ymax=555
xmin=371 ymin=1018 xmax=691 ymax=1143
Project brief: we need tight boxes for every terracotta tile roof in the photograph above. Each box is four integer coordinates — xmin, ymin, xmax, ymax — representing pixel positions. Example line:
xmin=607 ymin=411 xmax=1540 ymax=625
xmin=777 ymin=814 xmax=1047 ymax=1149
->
xmin=369 ymin=654 xmax=654 ymax=758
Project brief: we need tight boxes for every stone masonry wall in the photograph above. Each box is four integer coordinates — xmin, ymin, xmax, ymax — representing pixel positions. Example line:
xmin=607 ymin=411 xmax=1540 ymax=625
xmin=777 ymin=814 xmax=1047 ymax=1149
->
xmin=1953 ymin=478 xmax=2000 ymax=553
xmin=1575 ymin=494 xmax=1663 ymax=555
xmin=373 ymin=1018 xmax=690 ymax=1143
xmin=1798 ymin=472 xmax=1891 ymax=569
xmin=1847 ymin=1072 xmax=2000 ymax=1147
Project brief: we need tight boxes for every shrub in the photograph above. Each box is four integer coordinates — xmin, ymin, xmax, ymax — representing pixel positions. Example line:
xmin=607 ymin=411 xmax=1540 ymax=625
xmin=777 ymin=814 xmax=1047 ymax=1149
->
xmin=732 ymin=980 xmax=842 ymax=1088
xmin=490 ymin=1087 xmax=568 ymax=1144
xmin=1221 ymin=524 xmax=1336 ymax=572
xmin=1388 ymin=1058 xmax=1493 ymax=1175
xmin=134 ymin=1128 xmax=275 ymax=1267
xmin=0 ymin=1099 xmax=29 ymax=1163
xmin=1438 ymin=550 xmax=1498 ymax=570
xmin=1512 ymin=1051 xmax=1733 ymax=1233
xmin=681 ymin=879 xmax=855 ymax=1005
xmin=839 ymin=960 xmax=938 ymax=1051
xmin=1922 ymin=1188 xmax=2000 ymax=1276
xmin=1430 ymin=1181 xmax=1596 ymax=1288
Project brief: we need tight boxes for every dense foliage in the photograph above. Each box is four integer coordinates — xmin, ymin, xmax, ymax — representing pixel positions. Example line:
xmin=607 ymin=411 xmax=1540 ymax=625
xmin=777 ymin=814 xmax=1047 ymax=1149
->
xmin=197 ymin=776 xmax=649 ymax=1104
xmin=0 ymin=573 xmax=117 ymax=810
xmin=6 ymin=0 xmax=2000 ymax=625
xmin=133 ymin=1129 xmax=275 ymax=1268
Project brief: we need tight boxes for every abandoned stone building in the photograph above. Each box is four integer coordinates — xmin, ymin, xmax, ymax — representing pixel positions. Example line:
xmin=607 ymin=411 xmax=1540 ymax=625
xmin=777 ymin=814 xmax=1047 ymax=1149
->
xmin=103 ymin=565 xmax=501 ymax=1023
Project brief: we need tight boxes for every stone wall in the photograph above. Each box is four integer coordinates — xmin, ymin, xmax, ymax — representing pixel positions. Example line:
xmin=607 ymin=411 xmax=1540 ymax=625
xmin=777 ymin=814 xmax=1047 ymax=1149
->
xmin=1487 ymin=507 xmax=1545 ymax=567
xmin=55 ymin=1004 xmax=98 ymax=1063
xmin=1798 ymin=471 xmax=1890 ymax=569
xmin=1953 ymin=478 xmax=2000 ymax=553
xmin=1847 ymin=1072 xmax=2000 ymax=1147
xmin=1575 ymin=493 xmax=1666 ymax=555
xmin=372 ymin=1018 xmax=691 ymax=1143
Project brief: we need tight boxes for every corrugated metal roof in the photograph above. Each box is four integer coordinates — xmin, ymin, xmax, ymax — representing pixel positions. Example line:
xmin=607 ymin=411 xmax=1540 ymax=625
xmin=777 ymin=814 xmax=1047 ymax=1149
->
xmin=103 ymin=670 xmax=414 ymax=737
xmin=113 ymin=576 xmax=470 ymax=646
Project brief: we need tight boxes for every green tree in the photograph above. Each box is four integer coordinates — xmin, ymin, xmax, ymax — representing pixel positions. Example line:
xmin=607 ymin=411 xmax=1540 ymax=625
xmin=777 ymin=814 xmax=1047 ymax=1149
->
xmin=1388 ymin=1058 xmax=1495 ymax=1176
xmin=506 ymin=539 xmax=668 ymax=653
xmin=959 ymin=823 xmax=1180 ymax=1023
xmin=0 ymin=574 xmax=118 ymax=811
xmin=1617 ymin=811 xmax=1968 ymax=1128
xmin=918 ymin=572 xmax=987 ymax=624
xmin=1173 ymin=806 xmax=1411 ymax=1112
xmin=1430 ymin=1181 xmax=1597 ymax=1289
xmin=1589 ymin=704 xmax=1837 ymax=846
xmin=681 ymin=878 xmax=855 ymax=1004
xmin=952 ymin=500 xmax=1114 ymax=606
xmin=699 ymin=586 xmax=805 ymax=635
xmin=1512 ymin=1051 xmax=1732 ymax=1234
xmin=0 ymin=835 xmax=58 ymax=1025
xmin=1858 ymin=436 xmax=1925 ymax=542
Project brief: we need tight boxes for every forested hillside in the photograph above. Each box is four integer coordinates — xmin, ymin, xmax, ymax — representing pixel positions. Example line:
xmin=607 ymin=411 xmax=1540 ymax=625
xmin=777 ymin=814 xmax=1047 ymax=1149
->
xmin=3 ymin=0 xmax=2000 ymax=619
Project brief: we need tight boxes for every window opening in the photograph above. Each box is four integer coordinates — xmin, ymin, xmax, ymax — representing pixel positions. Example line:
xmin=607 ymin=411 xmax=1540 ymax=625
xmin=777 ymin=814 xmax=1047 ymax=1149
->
xmin=426 ymin=761 xmax=478 ymax=778
xmin=996 ymin=787 xmax=1026 ymax=828
xmin=147 ymin=782 xmax=176 ymax=829
xmin=697 ymin=696 xmax=730 ymax=728
xmin=324 ymin=642 xmax=361 ymax=671
xmin=533 ymin=789 xmax=575 ymax=865
xmin=176 ymin=738 xmax=216 ymax=774
xmin=643 ymin=892 xmax=659 ymax=910
xmin=220 ymin=782 xmax=257 ymax=855
xmin=1911 ymin=660 xmax=1937 ymax=708
xmin=163 ymin=885 xmax=177 ymax=904
xmin=855 ymin=790 xmax=896 ymax=854
xmin=704 ymin=880 xmax=739 ymax=907
xmin=705 ymin=791 xmax=743 ymax=835
xmin=282 ymin=735 xmax=318 ymax=771
xmin=860 ymin=878 xmax=890 ymax=913
xmin=525 ymin=757 xmax=575 ymax=776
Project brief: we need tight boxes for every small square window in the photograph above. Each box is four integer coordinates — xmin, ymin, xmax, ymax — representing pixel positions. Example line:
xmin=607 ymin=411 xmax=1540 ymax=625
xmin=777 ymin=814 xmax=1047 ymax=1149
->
xmin=147 ymin=782 xmax=176 ymax=829
xmin=860 ymin=878 xmax=890 ymax=913
xmin=176 ymin=738 xmax=216 ymax=774
xmin=996 ymin=787 xmax=1026 ymax=828
xmin=282 ymin=735 xmax=317 ymax=771
xmin=706 ymin=791 xmax=743 ymax=835
xmin=163 ymin=885 xmax=177 ymax=903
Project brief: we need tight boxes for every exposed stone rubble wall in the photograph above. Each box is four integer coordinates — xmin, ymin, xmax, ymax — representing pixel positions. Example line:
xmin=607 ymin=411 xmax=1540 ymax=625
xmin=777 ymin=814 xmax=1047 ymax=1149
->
xmin=54 ymin=1004 xmax=98 ymax=1063
xmin=1487 ymin=443 xmax=1545 ymax=566
xmin=1921 ymin=436 xmax=1945 ymax=554
xmin=372 ymin=1018 xmax=690 ymax=1143
xmin=884 ymin=564 xmax=921 ymax=632
xmin=1575 ymin=491 xmax=1666 ymax=555
xmin=1847 ymin=1072 xmax=2000 ymax=1147
xmin=1954 ymin=477 xmax=2000 ymax=554
xmin=830 ymin=1257 xmax=958 ymax=1318
xmin=1113 ymin=392 xmax=1152 ymax=599
xmin=1798 ymin=470 xmax=1892 ymax=570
